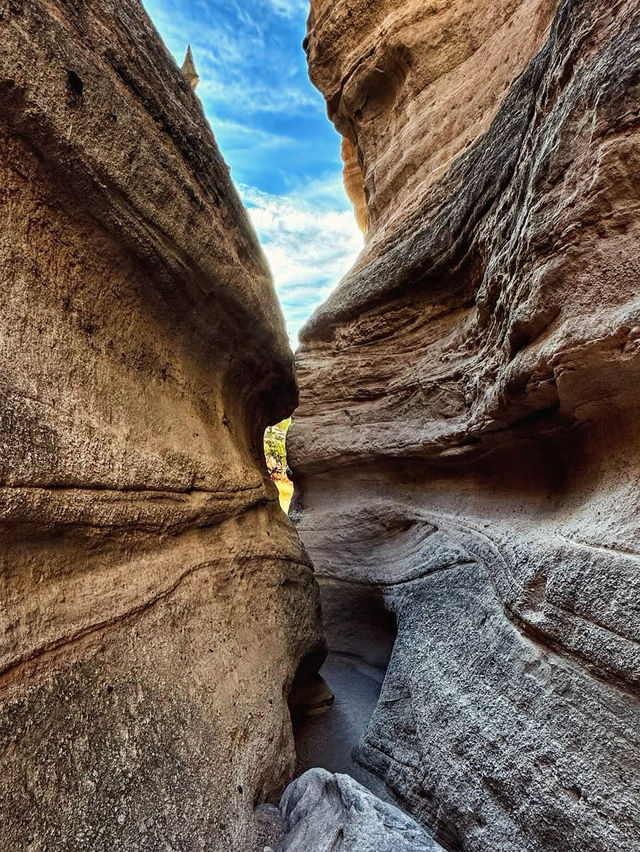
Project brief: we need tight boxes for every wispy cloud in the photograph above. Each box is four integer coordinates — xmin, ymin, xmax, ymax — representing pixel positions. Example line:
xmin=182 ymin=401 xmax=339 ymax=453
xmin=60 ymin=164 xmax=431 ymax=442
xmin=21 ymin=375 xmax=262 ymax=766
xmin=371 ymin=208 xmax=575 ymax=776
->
xmin=265 ymin=0 xmax=309 ymax=19
xmin=241 ymin=186 xmax=363 ymax=343
xmin=143 ymin=1 xmax=315 ymax=116
xmin=198 ymin=78 xmax=318 ymax=115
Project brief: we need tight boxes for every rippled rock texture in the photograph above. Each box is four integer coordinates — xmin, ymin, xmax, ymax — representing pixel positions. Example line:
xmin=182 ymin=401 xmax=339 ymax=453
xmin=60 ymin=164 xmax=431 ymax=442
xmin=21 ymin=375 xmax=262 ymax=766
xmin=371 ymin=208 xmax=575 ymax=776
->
xmin=0 ymin=2 xmax=323 ymax=850
xmin=292 ymin=0 xmax=640 ymax=849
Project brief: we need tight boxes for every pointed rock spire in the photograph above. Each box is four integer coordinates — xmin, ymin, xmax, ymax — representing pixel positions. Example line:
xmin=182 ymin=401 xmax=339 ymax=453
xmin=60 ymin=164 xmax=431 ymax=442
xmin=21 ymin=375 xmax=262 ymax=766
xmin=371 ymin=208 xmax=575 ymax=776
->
xmin=181 ymin=45 xmax=200 ymax=91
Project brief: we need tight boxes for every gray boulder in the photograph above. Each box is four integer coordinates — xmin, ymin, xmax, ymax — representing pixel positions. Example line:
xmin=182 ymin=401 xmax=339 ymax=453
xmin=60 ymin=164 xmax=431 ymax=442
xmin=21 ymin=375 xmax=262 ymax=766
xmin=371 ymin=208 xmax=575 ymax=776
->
xmin=278 ymin=769 xmax=444 ymax=851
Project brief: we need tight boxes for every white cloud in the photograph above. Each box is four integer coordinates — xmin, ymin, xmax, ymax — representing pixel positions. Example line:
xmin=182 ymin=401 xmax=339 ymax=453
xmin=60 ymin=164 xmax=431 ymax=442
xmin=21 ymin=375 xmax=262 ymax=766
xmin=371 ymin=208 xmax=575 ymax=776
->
xmin=240 ymin=185 xmax=363 ymax=344
xmin=212 ymin=118 xmax=294 ymax=149
xmin=143 ymin=1 xmax=316 ymax=116
xmin=198 ymin=77 xmax=318 ymax=115
xmin=287 ymin=172 xmax=355 ymax=211
xmin=266 ymin=0 xmax=310 ymax=18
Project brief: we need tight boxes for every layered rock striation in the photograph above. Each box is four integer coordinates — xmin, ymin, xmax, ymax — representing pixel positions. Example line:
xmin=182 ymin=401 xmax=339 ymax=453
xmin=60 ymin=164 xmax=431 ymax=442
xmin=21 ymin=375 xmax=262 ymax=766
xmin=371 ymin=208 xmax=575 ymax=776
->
xmin=292 ymin=0 xmax=640 ymax=849
xmin=0 ymin=2 xmax=323 ymax=850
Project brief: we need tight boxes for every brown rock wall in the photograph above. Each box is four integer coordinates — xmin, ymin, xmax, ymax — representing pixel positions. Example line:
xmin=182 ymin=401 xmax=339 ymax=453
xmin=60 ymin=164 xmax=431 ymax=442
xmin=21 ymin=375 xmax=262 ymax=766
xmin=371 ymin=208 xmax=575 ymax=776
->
xmin=307 ymin=0 xmax=558 ymax=233
xmin=0 ymin=1 xmax=323 ymax=849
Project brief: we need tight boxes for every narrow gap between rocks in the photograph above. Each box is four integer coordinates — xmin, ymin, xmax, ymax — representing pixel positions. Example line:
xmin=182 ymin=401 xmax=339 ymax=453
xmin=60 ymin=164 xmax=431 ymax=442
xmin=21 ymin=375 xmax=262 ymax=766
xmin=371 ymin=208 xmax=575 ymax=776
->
xmin=264 ymin=419 xmax=294 ymax=513
xmin=291 ymin=586 xmax=399 ymax=804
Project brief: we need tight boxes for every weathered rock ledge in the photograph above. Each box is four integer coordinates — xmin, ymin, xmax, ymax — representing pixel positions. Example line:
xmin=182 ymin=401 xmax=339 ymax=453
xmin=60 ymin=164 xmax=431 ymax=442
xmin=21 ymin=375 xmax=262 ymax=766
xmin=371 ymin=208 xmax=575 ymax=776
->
xmin=278 ymin=768 xmax=445 ymax=851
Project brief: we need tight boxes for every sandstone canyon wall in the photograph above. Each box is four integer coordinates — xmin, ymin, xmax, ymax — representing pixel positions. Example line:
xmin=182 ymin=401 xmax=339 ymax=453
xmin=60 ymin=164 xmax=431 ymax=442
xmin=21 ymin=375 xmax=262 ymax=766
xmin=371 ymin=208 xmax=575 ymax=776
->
xmin=0 ymin=2 xmax=323 ymax=850
xmin=291 ymin=0 xmax=640 ymax=849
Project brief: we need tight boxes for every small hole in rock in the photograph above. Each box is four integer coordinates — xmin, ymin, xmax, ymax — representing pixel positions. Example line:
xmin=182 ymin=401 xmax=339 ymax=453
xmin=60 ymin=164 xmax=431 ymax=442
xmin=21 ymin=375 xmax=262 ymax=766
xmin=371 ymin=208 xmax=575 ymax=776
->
xmin=66 ymin=69 xmax=84 ymax=96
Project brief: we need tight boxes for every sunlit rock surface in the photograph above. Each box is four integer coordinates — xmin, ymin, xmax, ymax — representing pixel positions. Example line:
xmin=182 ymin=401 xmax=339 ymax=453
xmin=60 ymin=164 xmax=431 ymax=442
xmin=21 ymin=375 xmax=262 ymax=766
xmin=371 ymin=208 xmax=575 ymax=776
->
xmin=0 ymin=2 xmax=323 ymax=850
xmin=291 ymin=0 xmax=640 ymax=849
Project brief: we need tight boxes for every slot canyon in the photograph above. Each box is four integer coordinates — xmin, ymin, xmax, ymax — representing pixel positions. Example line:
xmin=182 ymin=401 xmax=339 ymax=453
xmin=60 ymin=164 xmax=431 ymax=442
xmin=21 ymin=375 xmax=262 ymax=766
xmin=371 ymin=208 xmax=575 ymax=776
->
xmin=1 ymin=0 xmax=640 ymax=850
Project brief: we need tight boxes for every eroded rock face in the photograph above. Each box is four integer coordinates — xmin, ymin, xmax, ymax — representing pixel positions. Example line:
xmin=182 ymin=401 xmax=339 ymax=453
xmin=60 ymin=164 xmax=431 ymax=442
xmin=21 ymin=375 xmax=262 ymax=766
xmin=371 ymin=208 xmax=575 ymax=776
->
xmin=292 ymin=0 xmax=640 ymax=849
xmin=307 ymin=0 xmax=558 ymax=235
xmin=0 ymin=2 xmax=323 ymax=849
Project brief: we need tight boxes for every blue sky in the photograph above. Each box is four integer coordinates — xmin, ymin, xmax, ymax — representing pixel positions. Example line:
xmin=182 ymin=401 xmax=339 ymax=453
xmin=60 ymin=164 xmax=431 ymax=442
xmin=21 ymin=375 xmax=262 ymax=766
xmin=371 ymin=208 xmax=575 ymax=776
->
xmin=142 ymin=0 xmax=363 ymax=342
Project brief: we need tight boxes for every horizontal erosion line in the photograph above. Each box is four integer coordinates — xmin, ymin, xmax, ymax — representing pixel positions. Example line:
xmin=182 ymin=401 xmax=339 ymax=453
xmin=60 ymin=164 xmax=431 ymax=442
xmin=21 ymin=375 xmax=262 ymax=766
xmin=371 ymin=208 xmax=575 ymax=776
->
xmin=0 ymin=482 xmax=265 ymax=497
xmin=315 ymin=560 xmax=476 ymax=589
xmin=0 ymin=553 xmax=313 ymax=688
xmin=0 ymin=488 xmax=277 ymax=533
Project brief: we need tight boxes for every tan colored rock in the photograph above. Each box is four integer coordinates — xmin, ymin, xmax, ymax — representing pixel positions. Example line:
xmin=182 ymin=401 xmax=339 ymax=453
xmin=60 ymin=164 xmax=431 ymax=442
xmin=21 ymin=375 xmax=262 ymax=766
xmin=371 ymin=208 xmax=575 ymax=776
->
xmin=182 ymin=45 xmax=200 ymax=91
xmin=341 ymin=136 xmax=369 ymax=233
xmin=0 ymin=1 xmax=323 ymax=850
xmin=307 ymin=0 xmax=557 ymax=234
xmin=292 ymin=0 xmax=640 ymax=849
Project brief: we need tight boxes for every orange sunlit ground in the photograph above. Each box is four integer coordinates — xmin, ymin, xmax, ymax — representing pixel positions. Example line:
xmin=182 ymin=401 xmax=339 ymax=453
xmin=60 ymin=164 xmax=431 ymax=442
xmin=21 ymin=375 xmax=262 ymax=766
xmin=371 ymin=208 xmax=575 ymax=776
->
xmin=275 ymin=477 xmax=294 ymax=514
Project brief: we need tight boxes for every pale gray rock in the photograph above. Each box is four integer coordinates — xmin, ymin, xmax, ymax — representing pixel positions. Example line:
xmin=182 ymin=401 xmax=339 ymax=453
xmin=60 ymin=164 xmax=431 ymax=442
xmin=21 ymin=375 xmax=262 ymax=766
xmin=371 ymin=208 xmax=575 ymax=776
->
xmin=278 ymin=768 xmax=444 ymax=851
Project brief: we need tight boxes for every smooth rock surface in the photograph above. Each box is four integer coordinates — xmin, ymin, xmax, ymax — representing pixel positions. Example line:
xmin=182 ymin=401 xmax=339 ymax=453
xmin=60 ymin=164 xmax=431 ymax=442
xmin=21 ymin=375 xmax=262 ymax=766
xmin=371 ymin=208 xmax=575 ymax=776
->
xmin=292 ymin=0 xmax=640 ymax=849
xmin=0 ymin=2 xmax=323 ymax=850
xmin=278 ymin=769 xmax=444 ymax=851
